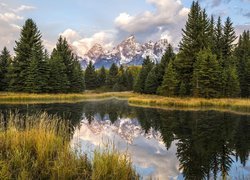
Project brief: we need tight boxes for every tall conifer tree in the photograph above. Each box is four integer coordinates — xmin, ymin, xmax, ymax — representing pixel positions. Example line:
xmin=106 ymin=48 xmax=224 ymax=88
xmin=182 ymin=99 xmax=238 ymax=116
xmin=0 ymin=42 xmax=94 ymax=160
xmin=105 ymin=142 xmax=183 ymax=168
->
xmin=0 ymin=47 xmax=11 ymax=91
xmin=10 ymin=19 xmax=43 ymax=92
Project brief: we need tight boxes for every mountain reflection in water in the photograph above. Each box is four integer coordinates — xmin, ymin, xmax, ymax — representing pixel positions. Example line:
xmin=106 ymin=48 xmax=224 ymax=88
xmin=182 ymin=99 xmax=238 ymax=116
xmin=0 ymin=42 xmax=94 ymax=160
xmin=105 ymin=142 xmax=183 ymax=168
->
xmin=0 ymin=99 xmax=249 ymax=179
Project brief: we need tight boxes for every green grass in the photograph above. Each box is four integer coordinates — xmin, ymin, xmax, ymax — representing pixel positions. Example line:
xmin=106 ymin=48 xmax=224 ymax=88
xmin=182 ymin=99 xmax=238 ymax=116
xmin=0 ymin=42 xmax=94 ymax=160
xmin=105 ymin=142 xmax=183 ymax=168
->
xmin=0 ymin=113 xmax=139 ymax=180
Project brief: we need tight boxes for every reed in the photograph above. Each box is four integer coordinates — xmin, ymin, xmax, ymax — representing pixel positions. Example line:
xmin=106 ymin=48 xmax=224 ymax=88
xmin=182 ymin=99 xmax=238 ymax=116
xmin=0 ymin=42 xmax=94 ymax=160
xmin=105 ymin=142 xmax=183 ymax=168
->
xmin=0 ymin=112 xmax=138 ymax=180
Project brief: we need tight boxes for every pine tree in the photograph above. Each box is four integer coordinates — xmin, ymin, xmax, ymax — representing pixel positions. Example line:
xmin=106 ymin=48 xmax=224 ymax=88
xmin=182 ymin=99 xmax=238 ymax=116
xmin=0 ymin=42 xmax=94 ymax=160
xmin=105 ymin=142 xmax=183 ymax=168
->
xmin=98 ymin=66 xmax=106 ymax=87
xmin=157 ymin=44 xmax=175 ymax=87
xmin=70 ymin=61 xmax=85 ymax=92
xmin=214 ymin=17 xmax=223 ymax=59
xmin=126 ymin=70 xmax=134 ymax=91
xmin=10 ymin=19 xmax=43 ymax=92
xmin=144 ymin=66 xmax=158 ymax=94
xmin=177 ymin=1 xmax=210 ymax=95
xmin=25 ymin=45 xmax=49 ymax=93
xmin=0 ymin=47 xmax=11 ymax=91
xmin=157 ymin=60 xmax=179 ymax=96
xmin=222 ymin=66 xmax=240 ymax=97
xmin=115 ymin=65 xmax=127 ymax=91
xmin=85 ymin=61 xmax=97 ymax=90
xmin=48 ymin=50 xmax=69 ymax=93
xmin=52 ymin=36 xmax=82 ymax=92
xmin=106 ymin=63 xmax=118 ymax=89
xmin=222 ymin=17 xmax=237 ymax=66
xmin=235 ymin=30 xmax=250 ymax=97
xmin=192 ymin=49 xmax=221 ymax=98
xmin=134 ymin=56 xmax=153 ymax=93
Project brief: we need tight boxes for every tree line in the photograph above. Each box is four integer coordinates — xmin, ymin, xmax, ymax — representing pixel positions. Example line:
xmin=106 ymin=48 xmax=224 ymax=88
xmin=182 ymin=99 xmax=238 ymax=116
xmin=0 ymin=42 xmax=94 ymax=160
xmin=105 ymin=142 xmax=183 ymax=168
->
xmin=0 ymin=1 xmax=249 ymax=97
xmin=134 ymin=1 xmax=250 ymax=98
xmin=0 ymin=19 xmax=85 ymax=93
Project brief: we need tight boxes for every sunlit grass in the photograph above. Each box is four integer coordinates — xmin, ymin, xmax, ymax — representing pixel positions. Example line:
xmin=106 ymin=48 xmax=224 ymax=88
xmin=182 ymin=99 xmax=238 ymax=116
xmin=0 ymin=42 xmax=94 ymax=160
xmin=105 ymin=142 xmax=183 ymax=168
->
xmin=0 ymin=92 xmax=249 ymax=113
xmin=0 ymin=112 xmax=138 ymax=180
xmin=128 ymin=94 xmax=250 ymax=113
xmin=0 ymin=91 xmax=134 ymax=104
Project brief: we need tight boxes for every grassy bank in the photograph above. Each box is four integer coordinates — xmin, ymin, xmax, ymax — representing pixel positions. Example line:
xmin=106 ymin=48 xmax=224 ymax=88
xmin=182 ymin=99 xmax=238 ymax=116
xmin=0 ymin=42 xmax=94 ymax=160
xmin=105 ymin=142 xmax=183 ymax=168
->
xmin=0 ymin=92 xmax=249 ymax=113
xmin=0 ymin=113 xmax=138 ymax=180
xmin=128 ymin=94 xmax=250 ymax=113
xmin=0 ymin=92 xmax=134 ymax=104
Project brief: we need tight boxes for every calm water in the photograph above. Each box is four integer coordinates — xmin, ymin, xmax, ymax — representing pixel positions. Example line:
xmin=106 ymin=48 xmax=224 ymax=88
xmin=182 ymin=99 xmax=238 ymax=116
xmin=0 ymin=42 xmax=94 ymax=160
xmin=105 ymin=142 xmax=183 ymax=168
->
xmin=0 ymin=99 xmax=250 ymax=180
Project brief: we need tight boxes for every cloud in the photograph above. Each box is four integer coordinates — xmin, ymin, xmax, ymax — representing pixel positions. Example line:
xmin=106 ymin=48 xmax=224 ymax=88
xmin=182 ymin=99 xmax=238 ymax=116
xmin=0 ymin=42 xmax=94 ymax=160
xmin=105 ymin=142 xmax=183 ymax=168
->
xmin=200 ymin=0 xmax=232 ymax=7
xmin=114 ymin=0 xmax=189 ymax=46
xmin=0 ymin=12 xmax=23 ymax=21
xmin=0 ymin=3 xmax=36 ymax=54
xmin=13 ymin=5 xmax=36 ymax=13
xmin=60 ymin=29 xmax=116 ymax=57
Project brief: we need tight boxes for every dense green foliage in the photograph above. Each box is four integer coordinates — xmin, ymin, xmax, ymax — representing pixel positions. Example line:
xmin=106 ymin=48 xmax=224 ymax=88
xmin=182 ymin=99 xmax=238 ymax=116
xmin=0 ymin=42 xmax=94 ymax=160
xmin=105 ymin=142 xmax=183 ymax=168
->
xmin=0 ymin=19 xmax=84 ymax=93
xmin=0 ymin=1 xmax=249 ymax=97
xmin=0 ymin=47 xmax=11 ymax=91
xmin=133 ymin=1 xmax=249 ymax=98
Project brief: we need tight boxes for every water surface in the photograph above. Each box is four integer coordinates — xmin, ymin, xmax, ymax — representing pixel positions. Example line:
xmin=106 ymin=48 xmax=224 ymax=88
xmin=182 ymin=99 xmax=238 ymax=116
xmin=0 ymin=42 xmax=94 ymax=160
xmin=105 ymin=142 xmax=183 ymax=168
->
xmin=0 ymin=99 xmax=249 ymax=179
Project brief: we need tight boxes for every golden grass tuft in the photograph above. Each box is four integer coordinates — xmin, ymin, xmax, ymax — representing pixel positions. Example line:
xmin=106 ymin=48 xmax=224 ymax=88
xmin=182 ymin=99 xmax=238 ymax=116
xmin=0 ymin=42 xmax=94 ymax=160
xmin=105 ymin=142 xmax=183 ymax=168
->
xmin=0 ymin=112 xmax=138 ymax=180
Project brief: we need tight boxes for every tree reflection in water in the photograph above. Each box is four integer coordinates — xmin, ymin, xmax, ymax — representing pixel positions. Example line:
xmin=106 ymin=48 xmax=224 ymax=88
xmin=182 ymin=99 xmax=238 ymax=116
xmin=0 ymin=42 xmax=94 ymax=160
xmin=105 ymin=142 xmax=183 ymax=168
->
xmin=0 ymin=99 xmax=249 ymax=179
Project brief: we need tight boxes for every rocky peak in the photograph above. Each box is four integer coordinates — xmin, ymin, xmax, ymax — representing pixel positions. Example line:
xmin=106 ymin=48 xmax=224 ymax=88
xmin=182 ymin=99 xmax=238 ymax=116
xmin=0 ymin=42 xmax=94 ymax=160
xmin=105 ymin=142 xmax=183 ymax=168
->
xmin=86 ymin=43 xmax=104 ymax=60
xmin=154 ymin=39 xmax=168 ymax=56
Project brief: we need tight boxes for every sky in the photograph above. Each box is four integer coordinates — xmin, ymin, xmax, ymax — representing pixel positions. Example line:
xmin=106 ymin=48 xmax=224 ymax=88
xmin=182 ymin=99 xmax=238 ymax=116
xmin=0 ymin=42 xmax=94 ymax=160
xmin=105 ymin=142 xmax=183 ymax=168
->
xmin=0 ymin=0 xmax=250 ymax=57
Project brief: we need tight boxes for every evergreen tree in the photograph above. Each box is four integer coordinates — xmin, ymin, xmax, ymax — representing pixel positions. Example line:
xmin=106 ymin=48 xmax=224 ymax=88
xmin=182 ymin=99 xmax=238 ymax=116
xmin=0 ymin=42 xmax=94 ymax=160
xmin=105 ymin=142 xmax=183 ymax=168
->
xmin=0 ymin=47 xmax=11 ymax=91
xmin=208 ymin=15 xmax=216 ymax=51
xmin=85 ymin=61 xmax=97 ymax=90
xmin=10 ymin=19 xmax=43 ymax=92
xmin=106 ymin=63 xmax=118 ymax=89
xmin=126 ymin=70 xmax=134 ymax=91
xmin=192 ymin=49 xmax=221 ymax=98
xmin=52 ymin=36 xmax=82 ymax=92
xmin=134 ymin=56 xmax=153 ymax=93
xmin=157 ymin=44 xmax=175 ymax=86
xmin=98 ymin=66 xmax=106 ymax=87
xmin=115 ymin=65 xmax=128 ymax=91
xmin=157 ymin=60 xmax=179 ymax=97
xmin=70 ymin=61 xmax=85 ymax=92
xmin=25 ymin=46 xmax=49 ymax=93
xmin=222 ymin=66 xmax=240 ymax=97
xmin=222 ymin=17 xmax=237 ymax=65
xmin=144 ymin=66 xmax=158 ymax=94
xmin=214 ymin=17 xmax=223 ymax=59
xmin=177 ymin=1 xmax=210 ymax=95
xmin=235 ymin=30 xmax=250 ymax=97
xmin=48 ymin=50 xmax=69 ymax=93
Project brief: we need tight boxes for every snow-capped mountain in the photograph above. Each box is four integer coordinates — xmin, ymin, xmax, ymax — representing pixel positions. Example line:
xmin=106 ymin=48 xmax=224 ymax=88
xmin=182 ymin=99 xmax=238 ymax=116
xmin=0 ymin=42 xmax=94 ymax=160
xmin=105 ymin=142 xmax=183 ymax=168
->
xmin=80 ymin=35 xmax=169 ymax=68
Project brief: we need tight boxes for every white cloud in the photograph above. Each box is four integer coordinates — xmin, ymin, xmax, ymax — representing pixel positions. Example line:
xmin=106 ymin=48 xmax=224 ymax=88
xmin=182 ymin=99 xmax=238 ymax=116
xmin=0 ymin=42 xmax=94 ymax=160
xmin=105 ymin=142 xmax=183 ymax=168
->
xmin=0 ymin=3 xmax=36 ymax=54
xmin=60 ymin=29 xmax=81 ymax=43
xmin=13 ymin=5 xmax=36 ymax=12
xmin=0 ymin=12 xmax=23 ymax=21
xmin=60 ymin=29 xmax=116 ymax=57
xmin=114 ymin=0 xmax=189 ymax=46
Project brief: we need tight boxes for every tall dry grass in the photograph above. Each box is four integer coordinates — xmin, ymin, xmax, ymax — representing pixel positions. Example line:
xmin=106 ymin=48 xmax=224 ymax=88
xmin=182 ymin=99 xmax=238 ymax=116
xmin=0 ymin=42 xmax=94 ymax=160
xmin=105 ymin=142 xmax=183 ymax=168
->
xmin=0 ymin=112 xmax=138 ymax=180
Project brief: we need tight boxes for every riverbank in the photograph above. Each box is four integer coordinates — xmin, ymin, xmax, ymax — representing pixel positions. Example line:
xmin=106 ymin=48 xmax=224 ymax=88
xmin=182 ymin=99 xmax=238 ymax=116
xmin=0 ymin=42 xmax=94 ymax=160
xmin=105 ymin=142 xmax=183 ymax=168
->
xmin=0 ymin=92 xmax=249 ymax=113
xmin=0 ymin=113 xmax=138 ymax=180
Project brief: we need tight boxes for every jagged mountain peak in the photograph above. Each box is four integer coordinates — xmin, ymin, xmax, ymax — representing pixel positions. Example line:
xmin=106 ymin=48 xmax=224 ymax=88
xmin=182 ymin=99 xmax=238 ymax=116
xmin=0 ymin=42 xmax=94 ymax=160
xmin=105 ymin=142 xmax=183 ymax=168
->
xmin=86 ymin=43 xmax=104 ymax=60
xmin=80 ymin=36 xmax=169 ymax=68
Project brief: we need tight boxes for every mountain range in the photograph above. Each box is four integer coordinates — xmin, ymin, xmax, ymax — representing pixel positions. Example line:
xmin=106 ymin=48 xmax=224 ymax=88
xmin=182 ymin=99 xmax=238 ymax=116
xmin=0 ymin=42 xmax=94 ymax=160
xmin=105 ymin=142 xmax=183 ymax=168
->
xmin=79 ymin=35 xmax=169 ymax=68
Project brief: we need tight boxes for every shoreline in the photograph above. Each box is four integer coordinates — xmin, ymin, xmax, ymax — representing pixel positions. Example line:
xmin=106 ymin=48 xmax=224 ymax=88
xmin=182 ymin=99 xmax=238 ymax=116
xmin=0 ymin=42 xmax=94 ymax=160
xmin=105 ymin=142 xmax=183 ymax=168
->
xmin=0 ymin=92 xmax=249 ymax=114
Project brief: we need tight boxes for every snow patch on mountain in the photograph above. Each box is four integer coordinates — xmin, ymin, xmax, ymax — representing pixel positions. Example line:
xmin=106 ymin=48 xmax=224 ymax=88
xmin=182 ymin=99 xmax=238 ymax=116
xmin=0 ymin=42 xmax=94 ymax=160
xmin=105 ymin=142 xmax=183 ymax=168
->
xmin=80 ymin=35 xmax=169 ymax=68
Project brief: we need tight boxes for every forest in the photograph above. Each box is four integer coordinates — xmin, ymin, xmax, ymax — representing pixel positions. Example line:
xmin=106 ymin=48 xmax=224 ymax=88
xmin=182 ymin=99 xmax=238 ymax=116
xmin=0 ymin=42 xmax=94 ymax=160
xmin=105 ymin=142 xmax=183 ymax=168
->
xmin=0 ymin=1 xmax=249 ymax=98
